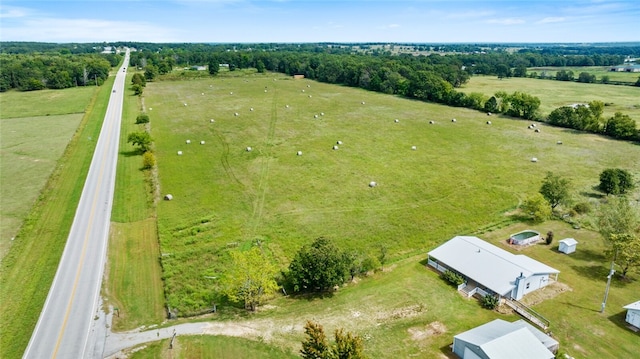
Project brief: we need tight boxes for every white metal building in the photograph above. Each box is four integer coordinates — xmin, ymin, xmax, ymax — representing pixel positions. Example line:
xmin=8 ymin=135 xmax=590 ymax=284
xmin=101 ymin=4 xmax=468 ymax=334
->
xmin=452 ymin=319 xmax=557 ymax=359
xmin=428 ymin=236 xmax=559 ymax=300
xmin=558 ymin=238 xmax=578 ymax=254
xmin=623 ymin=300 xmax=640 ymax=329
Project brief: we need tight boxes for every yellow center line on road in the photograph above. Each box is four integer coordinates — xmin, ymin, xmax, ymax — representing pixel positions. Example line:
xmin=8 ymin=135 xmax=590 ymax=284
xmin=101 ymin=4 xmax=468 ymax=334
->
xmin=50 ymin=109 xmax=116 ymax=358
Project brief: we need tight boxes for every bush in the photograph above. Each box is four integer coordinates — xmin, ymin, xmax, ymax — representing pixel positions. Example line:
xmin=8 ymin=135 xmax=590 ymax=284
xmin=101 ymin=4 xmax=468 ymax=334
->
xmin=481 ymin=294 xmax=499 ymax=309
xmin=142 ymin=151 xmax=156 ymax=169
xmin=546 ymin=231 xmax=554 ymax=245
xmin=573 ymin=202 xmax=592 ymax=215
xmin=136 ymin=113 xmax=150 ymax=124
xmin=442 ymin=270 xmax=465 ymax=286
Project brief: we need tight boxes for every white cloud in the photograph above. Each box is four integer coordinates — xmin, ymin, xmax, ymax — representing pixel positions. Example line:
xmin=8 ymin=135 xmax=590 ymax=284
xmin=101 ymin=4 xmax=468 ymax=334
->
xmin=1 ymin=17 xmax=182 ymax=42
xmin=0 ymin=5 xmax=29 ymax=18
xmin=486 ymin=18 xmax=525 ymax=25
xmin=537 ymin=17 xmax=566 ymax=24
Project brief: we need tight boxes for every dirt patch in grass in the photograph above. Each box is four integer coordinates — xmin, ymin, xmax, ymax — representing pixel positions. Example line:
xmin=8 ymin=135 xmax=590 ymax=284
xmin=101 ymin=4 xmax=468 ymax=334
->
xmin=520 ymin=281 xmax=572 ymax=307
xmin=376 ymin=303 xmax=427 ymax=322
xmin=408 ymin=321 xmax=447 ymax=341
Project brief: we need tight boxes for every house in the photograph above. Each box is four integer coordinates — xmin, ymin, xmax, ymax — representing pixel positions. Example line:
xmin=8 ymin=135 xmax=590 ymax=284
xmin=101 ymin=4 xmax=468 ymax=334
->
xmin=558 ymin=238 xmax=578 ymax=254
xmin=623 ymin=300 xmax=640 ymax=329
xmin=428 ymin=236 xmax=559 ymax=300
xmin=453 ymin=319 xmax=557 ymax=359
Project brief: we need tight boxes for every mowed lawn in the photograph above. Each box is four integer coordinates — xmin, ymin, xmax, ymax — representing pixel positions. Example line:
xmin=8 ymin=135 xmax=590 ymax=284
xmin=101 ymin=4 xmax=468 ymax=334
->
xmin=458 ymin=75 xmax=640 ymax=121
xmin=144 ymin=73 xmax=640 ymax=316
xmin=0 ymin=86 xmax=96 ymax=258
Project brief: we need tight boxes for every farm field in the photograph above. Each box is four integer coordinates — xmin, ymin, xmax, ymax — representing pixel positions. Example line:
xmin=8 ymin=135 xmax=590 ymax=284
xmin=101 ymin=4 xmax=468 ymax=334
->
xmin=528 ymin=66 xmax=640 ymax=84
xmin=142 ymin=72 xmax=640 ymax=320
xmin=459 ymin=75 xmax=640 ymax=121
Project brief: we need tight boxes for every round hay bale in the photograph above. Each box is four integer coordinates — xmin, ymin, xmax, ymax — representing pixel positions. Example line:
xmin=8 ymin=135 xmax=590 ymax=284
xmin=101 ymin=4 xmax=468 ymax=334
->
xmin=361 ymin=101 xmax=365 ymax=104
xmin=320 ymin=112 xmax=325 ymax=116
xmin=369 ymin=181 xmax=377 ymax=187
xmin=246 ymin=147 xmax=252 ymax=152
xmin=186 ymin=140 xmax=191 ymax=144
xmin=184 ymin=103 xmax=188 ymax=106
xmin=535 ymin=129 xmax=540 ymax=133
xmin=528 ymin=125 xmax=533 ymax=129
xmin=308 ymin=95 xmax=312 ymax=98
xmin=297 ymin=151 xmax=303 ymax=156
xmin=394 ymin=119 xmax=399 ymax=123
xmin=307 ymin=85 xmax=311 ymax=88
xmin=302 ymin=89 xmax=305 ymax=92
xmin=200 ymin=141 xmax=205 ymax=145
xmin=285 ymin=105 xmax=290 ymax=108
xmin=486 ymin=121 xmax=492 ymax=125
xmin=234 ymin=112 xmax=239 ymax=116
xmin=451 ymin=118 xmax=456 ymax=122
xmin=230 ymin=92 xmax=233 ymax=95
xmin=177 ymin=151 xmax=183 ymax=155
xmin=149 ymin=107 xmax=152 ymax=110
xmin=411 ymin=146 xmax=417 ymax=150
xmin=531 ymin=123 xmax=537 ymax=127
xmin=557 ymin=141 xmax=563 ymax=145
xmin=250 ymin=107 xmax=254 ymax=111
xmin=201 ymin=93 xmax=204 ymax=95
xmin=337 ymin=140 xmax=343 ymax=145
xmin=164 ymin=194 xmax=173 ymax=201
xmin=314 ymin=114 xmax=319 ymax=118
xmin=210 ymin=119 xmax=215 ymax=123
xmin=264 ymin=89 xmax=267 ymax=92
xmin=531 ymin=157 xmax=538 ymax=162
xmin=487 ymin=112 xmax=492 ymax=116
xmin=333 ymin=145 xmax=339 ymax=150
xmin=429 ymin=120 xmax=435 ymax=124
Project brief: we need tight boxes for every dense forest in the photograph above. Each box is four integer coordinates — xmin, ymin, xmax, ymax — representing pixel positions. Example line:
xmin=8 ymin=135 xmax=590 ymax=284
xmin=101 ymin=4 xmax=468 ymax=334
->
xmin=1 ymin=41 xmax=638 ymax=141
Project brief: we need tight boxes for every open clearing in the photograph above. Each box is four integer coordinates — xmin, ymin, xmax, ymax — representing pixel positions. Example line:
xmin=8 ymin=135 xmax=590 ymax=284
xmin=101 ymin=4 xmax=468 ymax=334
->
xmin=145 ymin=73 xmax=639 ymax=315
xmin=0 ymin=114 xmax=84 ymax=257
xmin=459 ymin=75 xmax=640 ymax=120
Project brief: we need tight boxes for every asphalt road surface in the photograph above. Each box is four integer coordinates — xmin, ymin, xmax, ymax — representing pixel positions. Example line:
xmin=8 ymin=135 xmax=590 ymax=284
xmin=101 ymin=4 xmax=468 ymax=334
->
xmin=23 ymin=50 xmax=129 ymax=359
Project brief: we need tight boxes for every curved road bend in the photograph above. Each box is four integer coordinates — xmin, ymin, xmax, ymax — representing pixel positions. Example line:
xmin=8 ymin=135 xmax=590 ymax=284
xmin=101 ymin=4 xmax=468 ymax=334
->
xmin=23 ymin=50 xmax=130 ymax=359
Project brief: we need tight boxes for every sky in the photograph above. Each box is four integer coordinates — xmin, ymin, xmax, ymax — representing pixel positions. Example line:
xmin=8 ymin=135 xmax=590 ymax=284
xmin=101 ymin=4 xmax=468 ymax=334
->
xmin=1 ymin=0 xmax=639 ymax=44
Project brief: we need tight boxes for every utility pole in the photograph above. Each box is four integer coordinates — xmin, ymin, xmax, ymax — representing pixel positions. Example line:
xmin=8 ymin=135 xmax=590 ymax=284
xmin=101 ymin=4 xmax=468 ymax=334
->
xmin=600 ymin=248 xmax=618 ymax=313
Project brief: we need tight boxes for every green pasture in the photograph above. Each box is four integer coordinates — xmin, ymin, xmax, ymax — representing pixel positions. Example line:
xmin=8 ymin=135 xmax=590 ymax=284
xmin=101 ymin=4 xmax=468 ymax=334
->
xmin=459 ymin=75 xmax=640 ymax=120
xmin=528 ymin=66 xmax=640 ymax=84
xmin=0 ymin=86 xmax=96 ymax=118
xmin=143 ymin=73 xmax=640 ymax=317
xmin=0 ymin=113 xmax=83 ymax=257
xmin=0 ymin=79 xmax=112 ymax=359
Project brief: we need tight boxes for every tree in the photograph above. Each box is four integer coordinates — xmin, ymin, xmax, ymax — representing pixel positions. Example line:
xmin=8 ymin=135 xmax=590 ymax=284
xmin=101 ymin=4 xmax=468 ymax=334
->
xmin=484 ymin=96 xmax=498 ymax=113
xmin=142 ymin=151 xmax=156 ymax=169
xmin=221 ymin=247 xmax=279 ymax=311
xmin=539 ymin=172 xmax=571 ymax=209
xmin=144 ymin=64 xmax=158 ymax=81
xmin=546 ymin=231 xmax=554 ymax=245
xmin=127 ymin=131 xmax=153 ymax=153
xmin=606 ymin=234 xmax=640 ymax=279
xmin=599 ymin=168 xmax=635 ymax=195
xmin=333 ymin=328 xmax=366 ymax=359
xmin=521 ymin=193 xmax=552 ymax=223
xmin=287 ymin=237 xmax=352 ymax=293
xmin=597 ymin=197 xmax=640 ymax=243
xmin=301 ymin=321 xmax=330 ymax=359
xmin=578 ymin=72 xmax=596 ymax=83
xmin=495 ymin=64 xmax=510 ymax=79
xmin=301 ymin=321 xmax=367 ymax=359
xmin=131 ymin=73 xmax=146 ymax=86
xmin=604 ymin=112 xmax=637 ymax=140
xmin=132 ymin=83 xmax=143 ymax=96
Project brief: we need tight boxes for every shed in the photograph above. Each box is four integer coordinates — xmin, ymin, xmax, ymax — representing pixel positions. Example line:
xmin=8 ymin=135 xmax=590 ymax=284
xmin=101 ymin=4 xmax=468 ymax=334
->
xmin=623 ymin=300 xmax=640 ymax=329
xmin=558 ymin=238 xmax=578 ymax=254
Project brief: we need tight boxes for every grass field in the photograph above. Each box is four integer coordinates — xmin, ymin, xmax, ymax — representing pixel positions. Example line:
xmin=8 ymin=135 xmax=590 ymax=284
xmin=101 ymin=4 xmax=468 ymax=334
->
xmin=0 ymin=86 xmax=96 ymax=118
xmin=144 ymin=73 xmax=640 ymax=317
xmin=0 ymin=79 xmax=112 ymax=359
xmin=528 ymin=66 xmax=640 ymax=84
xmin=0 ymin=114 xmax=84 ymax=257
xmin=459 ymin=75 xmax=640 ymax=121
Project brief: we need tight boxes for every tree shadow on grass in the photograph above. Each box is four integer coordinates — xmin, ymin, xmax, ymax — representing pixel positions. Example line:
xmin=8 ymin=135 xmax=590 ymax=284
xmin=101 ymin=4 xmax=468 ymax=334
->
xmin=579 ymin=188 xmax=604 ymax=199
xmin=563 ymin=247 xmax=607 ymax=263
xmin=571 ymin=264 xmax=610 ymax=282
xmin=288 ymin=291 xmax=335 ymax=302
xmin=120 ymin=149 xmax=141 ymax=157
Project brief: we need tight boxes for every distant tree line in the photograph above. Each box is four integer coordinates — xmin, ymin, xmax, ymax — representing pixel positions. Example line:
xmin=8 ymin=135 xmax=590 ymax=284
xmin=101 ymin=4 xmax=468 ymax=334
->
xmin=547 ymin=101 xmax=638 ymax=141
xmin=0 ymin=53 xmax=119 ymax=91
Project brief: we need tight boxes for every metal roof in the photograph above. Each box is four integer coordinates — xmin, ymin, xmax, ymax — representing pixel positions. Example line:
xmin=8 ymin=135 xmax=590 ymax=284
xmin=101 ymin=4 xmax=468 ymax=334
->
xmin=559 ymin=238 xmax=578 ymax=246
xmin=624 ymin=300 xmax=640 ymax=311
xmin=455 ymin=319 xmax=555 ymax=359
xmin=428 ymin=236 xmax=559 ymax=296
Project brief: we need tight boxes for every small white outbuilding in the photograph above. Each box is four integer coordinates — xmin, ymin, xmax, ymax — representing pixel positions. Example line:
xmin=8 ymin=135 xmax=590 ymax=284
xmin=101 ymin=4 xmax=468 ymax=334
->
xmin=558 ymin=238 xmax=578 ymax=254
xmin=623 ymin=300 xmax=640 ymax=329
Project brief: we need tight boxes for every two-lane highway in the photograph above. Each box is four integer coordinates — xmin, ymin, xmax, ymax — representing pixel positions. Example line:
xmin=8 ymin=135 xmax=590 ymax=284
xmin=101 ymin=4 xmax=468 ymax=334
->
xmin=23 ymin=50 xmax=129 ymax=359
